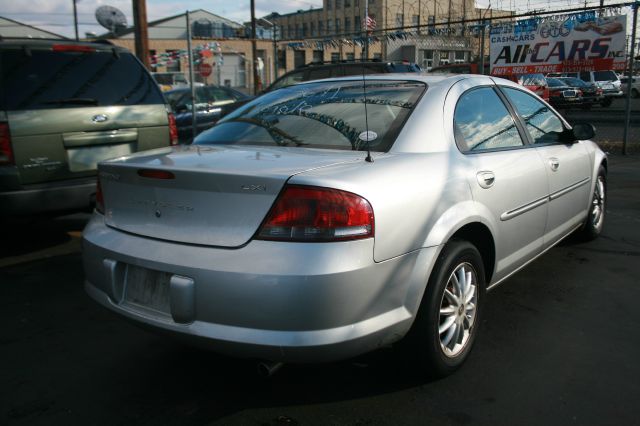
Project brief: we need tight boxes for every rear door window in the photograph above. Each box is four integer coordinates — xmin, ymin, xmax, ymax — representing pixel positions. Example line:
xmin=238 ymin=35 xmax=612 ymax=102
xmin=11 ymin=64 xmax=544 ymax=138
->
xmin=1 ymin=47 xmax=164 ymax=110
xmin=454 ymin=87 xmax=524 ymax=152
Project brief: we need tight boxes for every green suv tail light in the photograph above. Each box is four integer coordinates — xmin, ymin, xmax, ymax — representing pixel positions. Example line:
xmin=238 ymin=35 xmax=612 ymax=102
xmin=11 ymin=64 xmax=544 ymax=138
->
xmin=0 ymin=123 xmax=14 ymax=165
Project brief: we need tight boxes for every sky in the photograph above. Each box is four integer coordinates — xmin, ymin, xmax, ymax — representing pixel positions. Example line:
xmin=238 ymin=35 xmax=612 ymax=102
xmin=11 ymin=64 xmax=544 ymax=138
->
xmin=0 ymin=0 xmax=635 ymax=40
xmin=0 ymin=0 xmax=323 ymax=38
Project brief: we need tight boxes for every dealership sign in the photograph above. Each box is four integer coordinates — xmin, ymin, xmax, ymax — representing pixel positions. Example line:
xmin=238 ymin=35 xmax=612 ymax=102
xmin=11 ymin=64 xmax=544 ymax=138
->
xmin=490 ymin=12 xmax=627 ymax=75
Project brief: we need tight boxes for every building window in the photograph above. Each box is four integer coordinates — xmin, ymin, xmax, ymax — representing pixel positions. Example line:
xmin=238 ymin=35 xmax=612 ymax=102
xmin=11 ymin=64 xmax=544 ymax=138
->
xmin=288 ymin=25 xmax=293 ymax=38
xmin=428 ymin=15 xmax=435 ymax=32
xmin=278 ymin=26 xmax=284 ymax=40
xmin=373 ymin=53 xmax=382 ymax=59
xmin=303 ymin=23 xmax=308 ymax=37
xmin=439 ymin=51 xmax=450 ymax=65
xmin=313 ymin=50 xmax=323 ymax=62
xmin=412 ymin=15 xmax=419 ymax=27
xmin=455 ymin=51 xmax=466 ymax=63
xmin=296 ymin=24 xmax=302 ymax=38
xmin=345 ymin=0 xmax=351 ymax=6
xmin=327 ymin=19 xmax=333 ymax=34
xmin=345 ymin=17 xmax=351 ymax=33
xmin=335 ymin=18 xmax=341 ymax=34
xmin=396 ymin=13 xmax=404 ymax=28
xmin=318 ymin=21 xmax=324 ymax=35
xmin=327 ymin=0 xmax=332 ymax=10
xmin=310 ymin=22 xmax=315 ymax=37
xmin=278 ymin=48 xmax=286 ymax=70
xmin=331 ymin=52 xmax=340 ymax=62
xmin=355 ymin=16 xmax=361 ymax=31
xmin=166 ymin=49 xmax=181 ymax=72
xmin=335 ymin=0 xmax=341 ymax=9
xmin=420 ymin=49 xmax=434 ymax=69
xmin=294 ymin=50 xmax=306 ymax=68
xmin=354 ymin=0 xmax=359 ymax=5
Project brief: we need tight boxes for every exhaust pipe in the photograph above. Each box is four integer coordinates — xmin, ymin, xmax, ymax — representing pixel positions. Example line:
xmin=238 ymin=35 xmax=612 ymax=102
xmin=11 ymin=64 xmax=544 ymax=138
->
xmin=257 ymin=361 xmax=284 ymax=378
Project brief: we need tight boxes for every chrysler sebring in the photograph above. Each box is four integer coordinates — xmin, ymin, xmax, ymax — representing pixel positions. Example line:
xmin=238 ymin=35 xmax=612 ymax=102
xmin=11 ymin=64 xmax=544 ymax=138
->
xmin=83 ymin=75 xmax=606 ymax=377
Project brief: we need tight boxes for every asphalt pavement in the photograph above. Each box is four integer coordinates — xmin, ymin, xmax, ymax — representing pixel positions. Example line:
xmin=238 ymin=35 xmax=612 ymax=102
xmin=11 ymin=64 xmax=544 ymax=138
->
xmin=1 ymin=154 xmax=639 ymax=426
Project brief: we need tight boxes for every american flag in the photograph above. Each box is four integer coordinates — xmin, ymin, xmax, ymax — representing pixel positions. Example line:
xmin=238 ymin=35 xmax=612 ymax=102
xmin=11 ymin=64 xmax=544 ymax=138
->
xmin=364 ymin=15 xmax=377 ymax=31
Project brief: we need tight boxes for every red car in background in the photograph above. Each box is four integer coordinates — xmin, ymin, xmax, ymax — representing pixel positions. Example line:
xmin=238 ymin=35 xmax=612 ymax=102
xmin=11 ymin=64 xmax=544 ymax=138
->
xmin=428 ymin=63 xmax=549 ymax=101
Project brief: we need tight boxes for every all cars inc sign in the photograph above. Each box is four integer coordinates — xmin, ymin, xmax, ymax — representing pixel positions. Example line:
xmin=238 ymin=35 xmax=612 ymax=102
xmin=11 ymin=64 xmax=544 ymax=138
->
xmin=490 ymin=12 xmax=627 ymax=75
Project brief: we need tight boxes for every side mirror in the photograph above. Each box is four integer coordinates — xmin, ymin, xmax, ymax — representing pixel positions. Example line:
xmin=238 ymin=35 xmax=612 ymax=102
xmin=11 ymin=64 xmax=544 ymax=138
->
xmin=571 ymin=123 xmax=596 ymax=141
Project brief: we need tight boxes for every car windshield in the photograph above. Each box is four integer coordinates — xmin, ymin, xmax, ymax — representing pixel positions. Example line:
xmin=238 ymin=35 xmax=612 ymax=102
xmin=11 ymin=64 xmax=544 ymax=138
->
xmin=194 ymin=80 xmax=425 ymax=151
xmin=546 ymin=78 xmax=566 ymax=88
xmin=560 ymin=78 xmax=586 ymax=87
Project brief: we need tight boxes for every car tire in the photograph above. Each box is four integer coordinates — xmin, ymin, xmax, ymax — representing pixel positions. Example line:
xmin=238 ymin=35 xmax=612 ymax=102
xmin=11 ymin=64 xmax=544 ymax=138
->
xmin=576 ymin=166 xmax=606 ymax=241
xmin=632 ymin=88 xmax=639 ymax=99
xmin=408 ymin=240 xmax=486 ymax=378
xmin=600 ymin=98 xmax=613 ymax=107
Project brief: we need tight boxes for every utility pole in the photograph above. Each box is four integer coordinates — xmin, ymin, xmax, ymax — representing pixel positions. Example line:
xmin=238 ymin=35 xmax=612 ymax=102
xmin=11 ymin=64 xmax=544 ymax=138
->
xmin=622 ymin=1 xmax=638 ymax=156
xmin=479 ymin=4 xmax=491 ymax=75
xmin=250 ymin=0 xmax=259 ymax=95
xmin=186 ymin=10 xmax=197 ymax=142
xmin=132 ymin=0 xmax=150 ymax=69
xmin=72 ymin=0 xmax=79 ymax=41
xmin=364 ymin=0 xmax=369 ymax=59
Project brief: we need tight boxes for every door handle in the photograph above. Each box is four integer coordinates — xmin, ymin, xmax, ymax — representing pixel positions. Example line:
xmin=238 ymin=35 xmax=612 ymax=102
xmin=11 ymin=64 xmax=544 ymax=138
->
xmin=476 ymin=171 xmax=495 ymax=189
xmin=549 ymin=157 xmax=560 ymax=171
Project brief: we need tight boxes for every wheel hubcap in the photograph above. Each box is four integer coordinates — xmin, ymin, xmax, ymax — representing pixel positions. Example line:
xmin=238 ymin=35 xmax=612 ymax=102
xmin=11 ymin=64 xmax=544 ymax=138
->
xmin=438 ymin=262 xmax=478 ymax=357
xmin=591 ymin=176 xmax=605 ymax=230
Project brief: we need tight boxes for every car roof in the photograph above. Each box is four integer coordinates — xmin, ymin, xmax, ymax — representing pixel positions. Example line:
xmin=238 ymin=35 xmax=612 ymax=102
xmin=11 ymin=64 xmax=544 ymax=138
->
xmin=0 ymin=37 xmax=127 ymax=52
xmin=278 ymin=73 xmax=518 ymax=93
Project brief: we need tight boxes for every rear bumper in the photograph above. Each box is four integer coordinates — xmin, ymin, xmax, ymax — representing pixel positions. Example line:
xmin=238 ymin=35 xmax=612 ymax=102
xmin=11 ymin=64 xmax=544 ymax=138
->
xmin=82 ymin=214 xmax=438 ymax=363
xmin=0 ymin=177 xmax=96 ymax=216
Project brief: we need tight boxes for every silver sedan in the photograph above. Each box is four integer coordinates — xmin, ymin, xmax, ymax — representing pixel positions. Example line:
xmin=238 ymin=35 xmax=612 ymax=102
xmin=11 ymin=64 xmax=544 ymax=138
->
xmin=83 ymin=75 xmax=606 ymax=377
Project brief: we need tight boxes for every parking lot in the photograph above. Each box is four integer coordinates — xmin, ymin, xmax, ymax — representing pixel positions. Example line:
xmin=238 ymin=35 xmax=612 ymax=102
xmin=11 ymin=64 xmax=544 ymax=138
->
xmin=2 ymin=143 xmax=639 ymax=425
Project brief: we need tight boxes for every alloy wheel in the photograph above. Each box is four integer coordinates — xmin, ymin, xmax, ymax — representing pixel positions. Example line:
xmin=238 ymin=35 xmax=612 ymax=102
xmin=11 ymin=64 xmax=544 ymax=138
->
xmin=438 ymin=262 xmax=478 ymax=357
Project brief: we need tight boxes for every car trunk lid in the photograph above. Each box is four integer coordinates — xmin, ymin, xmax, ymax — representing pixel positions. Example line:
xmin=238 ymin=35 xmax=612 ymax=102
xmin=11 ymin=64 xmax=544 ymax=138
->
xmin=99 ymin=145 xmax=362 ymax=247
xmin=8 ymin=106 xmax=168 ymax=184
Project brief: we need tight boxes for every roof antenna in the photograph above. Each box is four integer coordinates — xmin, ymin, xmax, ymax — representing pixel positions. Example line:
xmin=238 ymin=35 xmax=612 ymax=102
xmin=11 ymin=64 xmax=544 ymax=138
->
xmin=361 ymin=71 xmax=374 ymax=163
xmin=361 ymin=0 xmax=373 ymax=163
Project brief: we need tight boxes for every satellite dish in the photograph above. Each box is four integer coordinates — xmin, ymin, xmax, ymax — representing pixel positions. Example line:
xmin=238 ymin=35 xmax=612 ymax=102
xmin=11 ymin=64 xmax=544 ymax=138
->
xmin=95 ymin=5 xmax=128 ymax=34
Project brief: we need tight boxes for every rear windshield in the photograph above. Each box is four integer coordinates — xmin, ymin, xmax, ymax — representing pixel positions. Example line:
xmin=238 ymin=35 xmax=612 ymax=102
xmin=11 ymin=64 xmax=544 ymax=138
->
xmin=518 ymin=73 xmax=546 ymax=86
xmin=195 ymin=80 xmax=425 ymax=152
xmin=593 ymin=71 xmax=618 ymax=82
xmin=1 ymin=47 xmax=165 ymax=110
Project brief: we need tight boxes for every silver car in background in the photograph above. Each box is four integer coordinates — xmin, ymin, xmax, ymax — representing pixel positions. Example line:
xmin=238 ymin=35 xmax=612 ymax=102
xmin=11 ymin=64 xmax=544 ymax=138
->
xmin=83 ymin=75 xmax=606 ymax=377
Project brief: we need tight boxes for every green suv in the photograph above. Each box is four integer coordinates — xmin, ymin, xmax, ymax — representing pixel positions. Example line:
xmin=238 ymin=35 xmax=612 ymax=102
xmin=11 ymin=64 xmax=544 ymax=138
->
xmin=0 ymin=39 xmax=178 ymax=216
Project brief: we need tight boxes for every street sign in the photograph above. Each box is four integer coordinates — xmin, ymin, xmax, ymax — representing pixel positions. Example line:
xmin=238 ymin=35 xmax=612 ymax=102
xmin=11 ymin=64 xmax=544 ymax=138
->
xmin=199 ymin=63 xmax=213 ymax=77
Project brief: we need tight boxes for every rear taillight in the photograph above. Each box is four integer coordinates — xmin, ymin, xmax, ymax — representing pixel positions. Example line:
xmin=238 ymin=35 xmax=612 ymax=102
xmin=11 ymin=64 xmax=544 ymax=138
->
xmin=256 ymin=185 xmax=374 ymax=242
xmin=0 ymin=123 xmax=14 ymax=165
xmin=168 ymin=113 xmax=179 ymax=145
xmin=95 ymin=175 xmax=105 ymax=214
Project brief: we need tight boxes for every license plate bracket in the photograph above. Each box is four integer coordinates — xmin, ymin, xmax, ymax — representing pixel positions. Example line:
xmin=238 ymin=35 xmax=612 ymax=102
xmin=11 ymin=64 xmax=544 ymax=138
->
xmin=67 ymin=143 xmax=133 ymax=172
xmin=124 ymin=265 xmax=172 ymax=316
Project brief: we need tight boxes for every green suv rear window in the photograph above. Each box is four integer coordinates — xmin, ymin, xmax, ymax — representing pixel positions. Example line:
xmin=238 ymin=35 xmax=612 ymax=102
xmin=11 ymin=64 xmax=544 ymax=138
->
xmin=1 ymin=48 xmax=165 ymax=110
